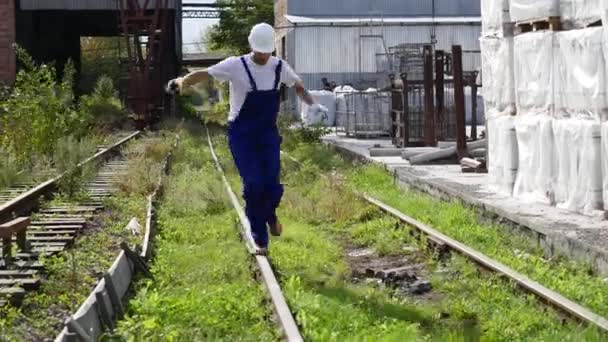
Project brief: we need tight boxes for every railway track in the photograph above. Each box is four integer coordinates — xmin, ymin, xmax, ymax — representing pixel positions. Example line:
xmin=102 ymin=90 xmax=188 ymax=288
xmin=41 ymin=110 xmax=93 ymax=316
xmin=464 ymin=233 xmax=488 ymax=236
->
xmin=0 ymin=132 xmax=136 ymax=206
xmin=281 ymin=151 xmax=608 ymax=334
xmin=205 ymin=126 xmax=303 ymax=342
xmin=0 ymin=131 xmax=150 ymax=307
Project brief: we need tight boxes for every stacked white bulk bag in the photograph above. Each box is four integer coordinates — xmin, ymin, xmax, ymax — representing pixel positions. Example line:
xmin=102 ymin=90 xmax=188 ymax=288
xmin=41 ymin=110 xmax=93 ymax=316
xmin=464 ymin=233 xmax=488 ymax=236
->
xmin=300 ymin=90 xmax=337 ymax=127
xmin=480 ymin=36 xmax=518 ymax=194
xmin=560 ymin=0 xmax=602 ymax=29
xmin=510 ymin=0 xmax=559 ymax=22
xmin=481 ymin=0 xmax=511 ymax=35
xmin=553 ymin=27 xmax=607 ymax=213
xmin=513 ymin=31 xmax=556 ymax=203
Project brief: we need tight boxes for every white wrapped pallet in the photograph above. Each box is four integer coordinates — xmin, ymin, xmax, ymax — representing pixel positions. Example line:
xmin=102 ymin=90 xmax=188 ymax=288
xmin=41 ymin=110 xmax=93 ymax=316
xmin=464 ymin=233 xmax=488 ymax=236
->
xmin=560 ymin=0 xmax=602 ymax=28
xmin=481 ymin=0 xmax=511 ymax=35
xmin=513 ymin=114 xmax=556 ymax=204
xmin=554 ymin=27 xmax=607 ymax=120
xmin=480 ymin=36 xmax=516 ymax=113
xmin=300 ymin=90 xmax=336 ymax=127
xmin=602 ymin=122 xmax=608 ymax=210
xmin=554 ymin=119 xmax=603 ymax=213
xmin=487 ymin=112 xmax=519 ymax=195
xmin=514 ymin=31 xmax=555 ymax=115
xmin=510 ymin=0 xmax=559 ymax=22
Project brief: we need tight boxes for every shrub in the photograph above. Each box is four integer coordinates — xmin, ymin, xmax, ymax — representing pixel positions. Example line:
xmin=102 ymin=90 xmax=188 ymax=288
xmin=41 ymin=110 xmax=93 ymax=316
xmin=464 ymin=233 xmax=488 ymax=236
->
xmin=79 ymin=75 xmax=126 ymax=132
xmin=0 ymin=46 xmax=83 ymax=162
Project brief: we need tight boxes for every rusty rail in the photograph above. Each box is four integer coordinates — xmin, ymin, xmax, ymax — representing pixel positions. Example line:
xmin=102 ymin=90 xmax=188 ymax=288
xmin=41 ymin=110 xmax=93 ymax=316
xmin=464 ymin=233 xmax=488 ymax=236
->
xmin=0 ymin=132 xmax=141 ymax=225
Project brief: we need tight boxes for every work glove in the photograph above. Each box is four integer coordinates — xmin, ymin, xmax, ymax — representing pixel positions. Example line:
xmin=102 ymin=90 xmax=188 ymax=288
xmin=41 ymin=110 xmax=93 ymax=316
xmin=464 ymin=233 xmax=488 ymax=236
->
xmin=308 ymin=103 xmax=329 ymax=122
xmin=165 ymin=77 xmax=184 ymax=95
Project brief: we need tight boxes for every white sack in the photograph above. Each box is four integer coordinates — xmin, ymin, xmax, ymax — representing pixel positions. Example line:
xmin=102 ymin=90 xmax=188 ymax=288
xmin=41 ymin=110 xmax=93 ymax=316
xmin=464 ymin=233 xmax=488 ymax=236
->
xmin=513 ymin=114 xmax=556 ymax=204
xmin=480 ymin=36 xmax=515 ymax=113
xmin=481 ymin=0 xmax=511 ymax=35
xmin=554 ymin=27 xmax=607 ymax=120
xmin=510 ymin=0 xmax=559 ymax=22
xmin=514 ymin=31 xmax=555 ymax=115
xmin=300 ymin=90 xmax=336 ymax=126
xmin=487 ymin=112 xmax=518 ymax=195
xmin=561 ymin=0 xmax=602 ymax=28
xmin=554 ymin=119 xmax=603 ymax=213
xmin=335 ymin=86 xmax=356 ymax=129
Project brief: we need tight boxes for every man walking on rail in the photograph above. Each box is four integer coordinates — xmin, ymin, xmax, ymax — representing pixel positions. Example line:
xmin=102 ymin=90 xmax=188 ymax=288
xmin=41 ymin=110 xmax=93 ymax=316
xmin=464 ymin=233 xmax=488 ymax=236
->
xmin=167 ymin=23 xmax=328 ymax=254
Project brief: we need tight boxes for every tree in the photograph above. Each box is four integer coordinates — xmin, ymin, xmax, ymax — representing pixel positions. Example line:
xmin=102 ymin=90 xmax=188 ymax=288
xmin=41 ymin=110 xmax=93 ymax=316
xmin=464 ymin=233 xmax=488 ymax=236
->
xmin=207 ymin=0 xmax=274 ymax=54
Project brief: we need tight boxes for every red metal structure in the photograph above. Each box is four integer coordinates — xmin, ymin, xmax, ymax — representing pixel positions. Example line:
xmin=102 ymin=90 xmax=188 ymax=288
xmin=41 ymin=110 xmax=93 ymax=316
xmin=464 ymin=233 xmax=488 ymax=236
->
xmin=118 ymin=0 xmax=173 ymax=129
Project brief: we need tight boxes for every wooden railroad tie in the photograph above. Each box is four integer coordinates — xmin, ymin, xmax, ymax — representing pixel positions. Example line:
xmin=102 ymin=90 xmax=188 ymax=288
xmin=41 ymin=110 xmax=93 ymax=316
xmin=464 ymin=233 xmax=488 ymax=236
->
xmin=0 ymin=217 xmax=31 ymax=266
xmin=516 ymin=16 xmax=561 ymax=34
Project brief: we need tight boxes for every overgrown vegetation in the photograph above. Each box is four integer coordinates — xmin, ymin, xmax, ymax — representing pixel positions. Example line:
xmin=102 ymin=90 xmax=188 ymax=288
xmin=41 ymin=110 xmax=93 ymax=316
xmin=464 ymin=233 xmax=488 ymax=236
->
xmin=79 ymin=76 xmax=128 ymax=131
xmin=207 ymin=0 xmax=274 ymax=54
xmin=0 ymin=133 xmax=172 ymax=339
xmin=53 ymin=135 xmax=98 ymax=199
xmin=115 ymin=125 xmax=277 ymax=340
xmin=0 ymin=47 xmax=128 ymax=191
xmin=209 ymin=124 xmax=605 ymax=341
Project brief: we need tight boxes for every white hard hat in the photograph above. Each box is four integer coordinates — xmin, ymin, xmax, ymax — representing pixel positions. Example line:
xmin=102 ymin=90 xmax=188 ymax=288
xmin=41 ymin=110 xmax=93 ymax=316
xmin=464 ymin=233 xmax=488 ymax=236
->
xmin=248 ymin=23 xmax=275 ymax=53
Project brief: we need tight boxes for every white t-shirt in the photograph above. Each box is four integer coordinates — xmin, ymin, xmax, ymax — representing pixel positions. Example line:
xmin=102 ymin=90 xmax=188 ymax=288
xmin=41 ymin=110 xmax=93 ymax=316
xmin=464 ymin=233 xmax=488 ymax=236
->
xmin=207 ymin=53 xmax=301 ymax=122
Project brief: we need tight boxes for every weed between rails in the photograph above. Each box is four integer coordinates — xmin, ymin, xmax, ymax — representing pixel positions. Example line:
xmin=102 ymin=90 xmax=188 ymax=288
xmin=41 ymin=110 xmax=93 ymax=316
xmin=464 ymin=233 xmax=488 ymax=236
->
xmin=276 ymin=125 xmax=607 ymax=341
xmin=113 ymin=125 xmax=277 ymax=341
xmin=0 ymin=134 xmax=170 ymax=340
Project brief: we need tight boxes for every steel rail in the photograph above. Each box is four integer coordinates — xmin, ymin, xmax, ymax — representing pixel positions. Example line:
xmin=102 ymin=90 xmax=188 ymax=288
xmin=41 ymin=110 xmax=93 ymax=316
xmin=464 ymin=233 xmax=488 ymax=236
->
xmin=205 ymin=126 xmax=303 ymax=342
xmin=281 ymin=150 xmax=608 ymax=333
xmin=365 ymin=195 xmax=608 ymax=333
xmin=0 ymin=131 xmax=141 ymax=224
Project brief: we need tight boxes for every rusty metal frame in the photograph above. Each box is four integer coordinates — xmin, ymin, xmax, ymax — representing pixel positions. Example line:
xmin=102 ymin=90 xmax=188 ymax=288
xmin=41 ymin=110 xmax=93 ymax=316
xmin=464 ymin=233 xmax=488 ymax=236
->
xmin=423 ymin=45 xmax=436 ymax=147
xmin=435 ymin=50 xmax=445 ymax=141
xmin=452 ymin=45 xmax=468 ymax=159
xmin=118 ymin=0 xmax=172 ymax=130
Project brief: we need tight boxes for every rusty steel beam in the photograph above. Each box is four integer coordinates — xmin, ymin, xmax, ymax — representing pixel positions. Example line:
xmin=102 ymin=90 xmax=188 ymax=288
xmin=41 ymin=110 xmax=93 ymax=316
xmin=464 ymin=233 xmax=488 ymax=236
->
xmin=452 ymin=45 xmax=468 ymax=159
xmin=471 ymin=73 xmax=479 ymax=141
xmin=423 ymin=45 xmax=436 ymax=147
xmin=435 ymin=50 xmax=445 ymax=141
xmin=402 ymin=73 xmax=411 ymax=147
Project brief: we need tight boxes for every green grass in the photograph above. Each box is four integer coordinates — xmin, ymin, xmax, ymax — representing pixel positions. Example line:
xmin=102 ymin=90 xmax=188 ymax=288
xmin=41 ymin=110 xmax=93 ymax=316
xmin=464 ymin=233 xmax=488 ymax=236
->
xmin=271 ymin=124 xmax=607 ymax=341
xmin=0 ymin=134 xmax=168 ymax=340
xmin=113 ymin=126 xmax=278 ymax=341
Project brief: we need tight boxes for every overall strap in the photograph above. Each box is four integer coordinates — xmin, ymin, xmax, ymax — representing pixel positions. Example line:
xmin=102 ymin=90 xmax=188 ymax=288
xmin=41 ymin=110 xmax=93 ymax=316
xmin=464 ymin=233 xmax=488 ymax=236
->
xmin=273 ymin=60 xmax=283 ymax=90
xmin=240 ymin=56 xmax=258 ymax=91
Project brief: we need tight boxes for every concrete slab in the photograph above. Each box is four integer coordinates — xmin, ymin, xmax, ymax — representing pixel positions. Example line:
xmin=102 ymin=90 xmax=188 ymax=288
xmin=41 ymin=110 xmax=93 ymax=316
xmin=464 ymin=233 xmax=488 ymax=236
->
xmin=322 ymin=134 xmax=608 ymax=276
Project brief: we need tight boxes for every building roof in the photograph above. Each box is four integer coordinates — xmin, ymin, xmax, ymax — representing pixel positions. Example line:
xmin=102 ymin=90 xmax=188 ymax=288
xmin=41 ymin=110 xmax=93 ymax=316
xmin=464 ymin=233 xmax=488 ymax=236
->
xmin=284 ymin=15 xmax=481 ymax=26
xmin=287 ymin=0 xmax=480 ymax=18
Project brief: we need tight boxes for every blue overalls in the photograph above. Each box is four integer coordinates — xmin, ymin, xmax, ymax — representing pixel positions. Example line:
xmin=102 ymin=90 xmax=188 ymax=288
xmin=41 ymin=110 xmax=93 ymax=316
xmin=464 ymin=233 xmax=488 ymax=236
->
xmin=227 ymin=57 xmax=284 ymax=248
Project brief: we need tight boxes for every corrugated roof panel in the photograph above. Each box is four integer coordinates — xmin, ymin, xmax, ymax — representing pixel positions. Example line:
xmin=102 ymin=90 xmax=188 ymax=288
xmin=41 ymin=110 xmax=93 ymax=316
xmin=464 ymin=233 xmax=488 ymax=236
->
xmin=19 ymin=0 xmax=178 ymax=10
xmin=287 ymin=0 xmax=480 ymax=18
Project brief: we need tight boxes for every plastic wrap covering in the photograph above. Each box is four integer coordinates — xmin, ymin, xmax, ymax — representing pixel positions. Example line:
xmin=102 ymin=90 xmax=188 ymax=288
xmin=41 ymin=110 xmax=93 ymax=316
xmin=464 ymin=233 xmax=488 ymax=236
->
xmin=602 ymin=122 xmax=608 ymax=210
xmin=513 ymin=115 xmax=556 ymax=204
xmin=300 ymin=90 xmax=336 ymax=127
xmin=554 ymin=27 xmax=608 ymax=120
xmin=514 ymin=32 xmax=555 ymax=115
xmin=510 ymin=0 xmax=559 ymax=22
xmin=480 ymin=36 xmax=515 ymax=114
xmin=554 ymin=119 xmax=603 ymax=213
xmin=487 ymin=112 xmax=518 ymax=194
xmin=481 ymin=0 xmax=511 ymax=35
xmin=560 ymin=0 xmax=602 ymax=28
xmin=335 ymin=85 xmax=355 ymax=129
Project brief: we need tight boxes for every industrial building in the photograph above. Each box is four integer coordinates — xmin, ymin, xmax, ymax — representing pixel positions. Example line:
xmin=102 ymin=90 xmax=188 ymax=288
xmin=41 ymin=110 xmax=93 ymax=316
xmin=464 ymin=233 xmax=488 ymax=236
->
xmin=274 ymin=0 xmax=482 ymax=90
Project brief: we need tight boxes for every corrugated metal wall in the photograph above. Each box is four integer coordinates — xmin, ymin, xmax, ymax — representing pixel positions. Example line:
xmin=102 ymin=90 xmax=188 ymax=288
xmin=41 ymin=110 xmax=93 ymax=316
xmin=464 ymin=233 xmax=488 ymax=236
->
xmin=288 ymin=0 xmax=480 ymax=18
xmin=293 ymin=24 xmax=481 ymax=75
